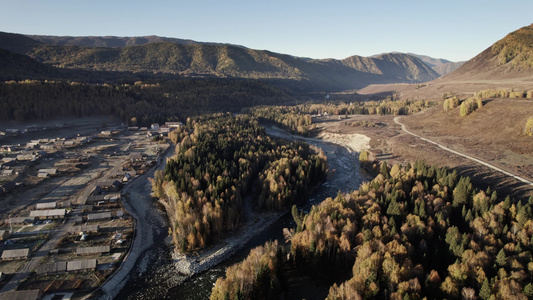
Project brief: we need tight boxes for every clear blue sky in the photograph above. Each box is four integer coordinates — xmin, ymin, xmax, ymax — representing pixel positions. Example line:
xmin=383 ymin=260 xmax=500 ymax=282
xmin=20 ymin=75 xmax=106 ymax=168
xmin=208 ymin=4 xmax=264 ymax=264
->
xmin=1 ymin=0 xmax=532 ymax=62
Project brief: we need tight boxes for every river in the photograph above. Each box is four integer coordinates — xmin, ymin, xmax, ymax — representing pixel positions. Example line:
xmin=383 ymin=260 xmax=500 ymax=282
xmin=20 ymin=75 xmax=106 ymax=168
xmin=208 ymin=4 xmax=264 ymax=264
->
xmin=113 ymin=125 xmax=371 ymax=300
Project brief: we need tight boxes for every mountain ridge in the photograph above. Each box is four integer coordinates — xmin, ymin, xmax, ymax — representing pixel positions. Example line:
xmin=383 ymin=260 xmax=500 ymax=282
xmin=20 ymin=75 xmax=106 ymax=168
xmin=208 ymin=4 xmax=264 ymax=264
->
xmin=0 ymin=31 xmax=440 ymax=91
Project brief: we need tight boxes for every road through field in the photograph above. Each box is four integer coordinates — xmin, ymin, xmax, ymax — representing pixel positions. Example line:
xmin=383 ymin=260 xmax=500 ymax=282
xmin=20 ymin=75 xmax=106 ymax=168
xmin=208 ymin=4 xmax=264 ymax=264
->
xmin=394 ymin=116 xmax=533 ymax=187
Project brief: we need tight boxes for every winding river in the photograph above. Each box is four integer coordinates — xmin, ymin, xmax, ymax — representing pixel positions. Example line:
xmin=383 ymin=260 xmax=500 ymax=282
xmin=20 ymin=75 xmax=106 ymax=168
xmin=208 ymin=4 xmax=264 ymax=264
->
xmin=111 ymin=125 xmax=371 ymax=300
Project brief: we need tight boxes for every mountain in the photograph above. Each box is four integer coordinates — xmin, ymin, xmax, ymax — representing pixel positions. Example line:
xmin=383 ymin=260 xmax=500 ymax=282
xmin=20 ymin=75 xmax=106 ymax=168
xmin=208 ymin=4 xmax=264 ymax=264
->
xmin=443 ymin=24 xmax=533 ymax=80
xmin=26 ymin=34 xmax=247 ymax=49
xmin=406 ymin=53 xmax=464 ymax=76
xmin=0 ymin=32 xmax=440 ymax=91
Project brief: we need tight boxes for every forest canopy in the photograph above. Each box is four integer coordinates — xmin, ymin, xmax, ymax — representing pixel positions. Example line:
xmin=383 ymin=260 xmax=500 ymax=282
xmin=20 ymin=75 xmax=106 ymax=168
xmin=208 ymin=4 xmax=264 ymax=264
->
xmin=151 ymin=113 xmax=327 ymax=252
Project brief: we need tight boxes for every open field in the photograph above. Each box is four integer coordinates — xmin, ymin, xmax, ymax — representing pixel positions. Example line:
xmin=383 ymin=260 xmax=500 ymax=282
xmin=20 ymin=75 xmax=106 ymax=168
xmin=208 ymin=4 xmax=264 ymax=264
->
xmin=315 ymin=110 xmax=533 ymax=201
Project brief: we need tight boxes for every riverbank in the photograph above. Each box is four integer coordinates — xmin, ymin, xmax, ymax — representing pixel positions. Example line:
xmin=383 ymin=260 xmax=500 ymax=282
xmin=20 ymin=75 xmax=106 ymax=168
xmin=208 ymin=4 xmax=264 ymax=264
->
xmin=96 ymin=144 xmax=172 ymax=300
xmin=172 ymin=210 xmax=286 ymax=277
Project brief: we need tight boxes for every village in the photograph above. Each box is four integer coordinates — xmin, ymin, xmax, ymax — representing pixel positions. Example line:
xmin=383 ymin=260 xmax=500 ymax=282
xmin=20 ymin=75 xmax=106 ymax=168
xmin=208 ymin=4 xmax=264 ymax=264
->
xmin=0 ymin=118 xmax=177 ymax=299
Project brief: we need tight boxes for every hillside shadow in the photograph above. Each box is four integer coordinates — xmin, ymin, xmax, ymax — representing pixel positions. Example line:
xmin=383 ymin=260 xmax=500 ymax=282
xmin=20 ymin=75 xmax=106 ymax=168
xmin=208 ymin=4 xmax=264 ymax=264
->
xmin=453 ymin=165 xmax=533 ymax=201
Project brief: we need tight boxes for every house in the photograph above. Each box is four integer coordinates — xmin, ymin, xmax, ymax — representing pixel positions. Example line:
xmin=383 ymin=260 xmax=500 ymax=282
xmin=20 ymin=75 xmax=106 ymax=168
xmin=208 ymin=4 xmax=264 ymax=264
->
xmin=0 ymin=230 xmax=10 ymax=240
xmin=128 ymin=126 xmax=139 ymax=131
xmin=165 ymin=121 xmax=183 ymax=128
xmin=35 ymin=202 xmax=57 ymax=210
xmin=129 ymin=153 xmax=143 ymax=161
xmin=1 ymin=289 xmax=42 ymax=300
xmin=86 ymin=194 xmax=105 ymax=204
xmin=64 ymin=140 xmax=75 ymax=147
xmin=29 ymin=209 xmax=66 ymax=220
xmin=1 ymin=248 xmax=30 ymax=260
xmin=150 ymin=123 xmax=160 ymax=131
xmin=16 ymin=153 xmax=37 ymax=161
xmin=139 ymin=127 xmax=148 ymax=131
xmin=101 ymin=130 xmax=112 ymax=136
xmin=76 ymin=245 xmax=110 ymax=256
xmin=158 ymin=125 xmax=170 ymax=133
xmin=8 ymin=216 xmax=35 ymax=225
xmin=67 ymin=258 xmax=97 ymax=272
xmin=1 ymin=169 xmax=13 ymax=176
xmin=36 ymin=261 xmax=67 ymax=275
xmin=40 ymin=143 xmax=56 ymax=150
xmin=104 ymin=193 xmax=121 ymax=201
xmin=68 ymin=224 xmax=99 ymax=234
xmin=87 ymin=212 xmax=112 ymax=222
xmin=38 ymin=168 xmax=57 ymax=176
xmin=96 ymin=180 xmax=122 ymax=192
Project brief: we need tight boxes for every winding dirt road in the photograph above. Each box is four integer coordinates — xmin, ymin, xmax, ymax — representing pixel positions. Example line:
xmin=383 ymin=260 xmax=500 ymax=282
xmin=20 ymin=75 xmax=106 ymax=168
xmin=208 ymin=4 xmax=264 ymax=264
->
xmin=394 ymin=116 xmax=533 ymax=187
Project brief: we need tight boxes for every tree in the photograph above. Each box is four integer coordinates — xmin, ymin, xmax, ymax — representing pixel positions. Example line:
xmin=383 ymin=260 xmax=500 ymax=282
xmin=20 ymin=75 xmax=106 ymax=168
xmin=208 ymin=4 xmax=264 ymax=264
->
xmin=479 ymin=278 xmax=491 ymax=300
xmin=495 ymin=249 xmax=507 ymax=267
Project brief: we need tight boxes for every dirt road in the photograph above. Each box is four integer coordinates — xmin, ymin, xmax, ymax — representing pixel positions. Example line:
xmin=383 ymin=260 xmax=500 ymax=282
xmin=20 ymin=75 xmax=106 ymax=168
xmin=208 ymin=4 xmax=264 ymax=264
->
xmin=394 ymin=116 xmax=533 ymax=187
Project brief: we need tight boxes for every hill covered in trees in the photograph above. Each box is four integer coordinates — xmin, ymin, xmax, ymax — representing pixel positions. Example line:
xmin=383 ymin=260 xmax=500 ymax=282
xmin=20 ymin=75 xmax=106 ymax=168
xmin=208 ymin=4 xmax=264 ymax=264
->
xmin=150 ymin=113 xmax=327 ymax=251
xmin=0 ymin=31 xmax=439 ymax=91
xmin=210 ymin=160 xmax=533 ymax=299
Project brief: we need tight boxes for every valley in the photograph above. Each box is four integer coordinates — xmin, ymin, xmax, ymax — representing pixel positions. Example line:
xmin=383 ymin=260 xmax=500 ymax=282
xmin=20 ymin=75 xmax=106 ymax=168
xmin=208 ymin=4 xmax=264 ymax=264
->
xmin=0 ymin=20 xmax=532 ymax=300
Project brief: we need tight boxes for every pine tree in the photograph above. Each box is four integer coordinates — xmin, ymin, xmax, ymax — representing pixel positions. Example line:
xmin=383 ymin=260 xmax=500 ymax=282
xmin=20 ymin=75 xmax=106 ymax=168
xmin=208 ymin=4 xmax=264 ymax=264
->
xmin=495 ymin=249 xmax=507 ymax=267
xmin=479 ymin=278 xmax=491 ymax=300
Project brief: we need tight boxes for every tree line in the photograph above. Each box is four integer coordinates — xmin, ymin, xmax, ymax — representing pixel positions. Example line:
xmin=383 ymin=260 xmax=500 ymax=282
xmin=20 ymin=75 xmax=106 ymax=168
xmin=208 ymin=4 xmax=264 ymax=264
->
xmin=250 ymin=99 xmax=434 ymax=135
xmin=151 ymin=113 xmax=327 ymax=252
xmin=0 ymin=79 xmax=294 ymax=126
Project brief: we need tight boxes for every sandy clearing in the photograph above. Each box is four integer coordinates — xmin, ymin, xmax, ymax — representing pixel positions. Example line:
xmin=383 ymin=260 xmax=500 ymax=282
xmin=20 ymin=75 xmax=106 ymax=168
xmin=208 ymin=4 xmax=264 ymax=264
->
xmin=317 ymin=132 xmax=370 ymax=153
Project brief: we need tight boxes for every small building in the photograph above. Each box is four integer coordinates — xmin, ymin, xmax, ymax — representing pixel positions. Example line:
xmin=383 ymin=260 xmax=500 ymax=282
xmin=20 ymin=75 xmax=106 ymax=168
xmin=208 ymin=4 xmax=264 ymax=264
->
xmin=1 ymin=289 xmax=42 ymax=300
xmin=165 ymin=121 xmax=183 ymax=128
xmin=38 ymin=168 xmax=57 ymax=176
xmin=68 ymin=224 xmax=99 ymax=234
xmin=1 ymin=169 xmax=13 ymax=176
xmin=36 ymin=261 xmax=67 ymax=275
xmin=129 ymin=153 xmax=143 ymax=161
xmin=76 ymin=245 xmax=110 ymax=256
xmin=87 ymin=212 xmax=112 ymax=222
xmin=16 ymin=153 xmax=37 ymax=161
xmin=29 ymin=209 xmax=66 ymax=220
xmin=96 ymin=180 xmax=122 ymax=192
xmin=101 ymin=130 xmax=112 ymax=136
xmin=1 ymin=248 xmax=30 ymax=260
xmin=64 ymin=140 xmax=75 ymax=147
xmin=158 ymin=125 xmax=170 ymax=133
xmin=127 ymin=126 xmax=139 ymax=131
xmin=8 ymin=216 xmax=35 ymax=225
xmin=86 ymin=194 xmax=106 ymax=204
xmin=0 ymin=230 xmax=10 ymax=240
xmin=104 ymin=193 xmax=121 ymax=201
xmin=67 ymin=258 xmax=97 ymax=272
xmin=36 ymin=202 xmax=57 ymax=210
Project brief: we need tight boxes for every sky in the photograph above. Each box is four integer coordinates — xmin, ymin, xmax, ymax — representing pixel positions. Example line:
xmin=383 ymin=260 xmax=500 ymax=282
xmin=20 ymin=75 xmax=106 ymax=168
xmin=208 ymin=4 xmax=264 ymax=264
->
xmin=1 ymin=0 xmax=532 ymax=62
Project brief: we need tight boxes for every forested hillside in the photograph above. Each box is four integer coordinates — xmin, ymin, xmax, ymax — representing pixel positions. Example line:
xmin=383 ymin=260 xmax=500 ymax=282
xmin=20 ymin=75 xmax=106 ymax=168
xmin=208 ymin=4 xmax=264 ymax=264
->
xmin=151 ymin=113 xmax=327 ymax=251
xmin=0 ymin=31 xmax=440 ymax=92
xmin=211 ymin=161 xmax=533 ymax=299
